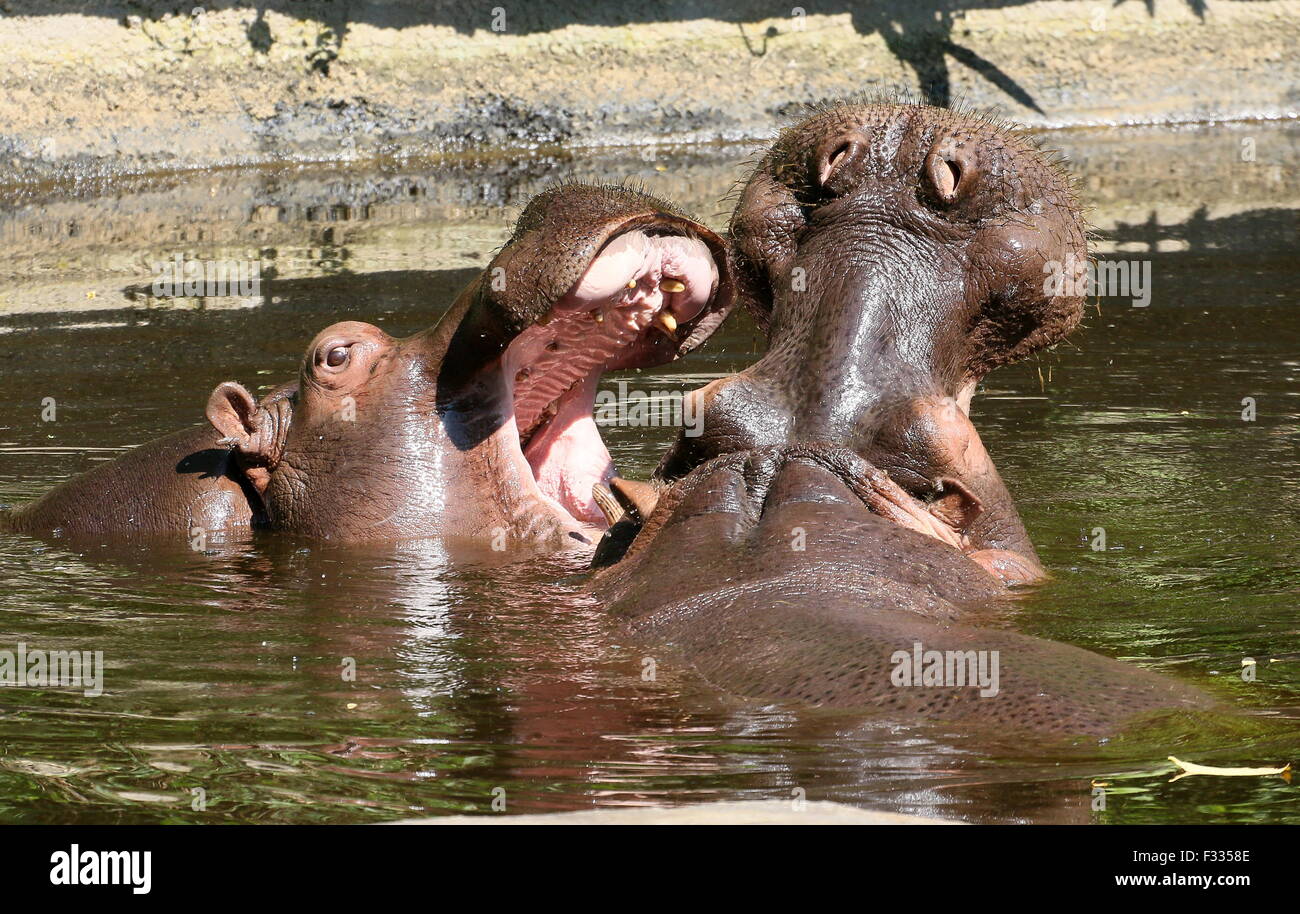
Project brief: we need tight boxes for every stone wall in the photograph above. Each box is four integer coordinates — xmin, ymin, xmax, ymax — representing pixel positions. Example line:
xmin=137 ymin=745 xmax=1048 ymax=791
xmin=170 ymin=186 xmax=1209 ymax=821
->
xmin=0 ymin=0 xmax=1296 ymax=183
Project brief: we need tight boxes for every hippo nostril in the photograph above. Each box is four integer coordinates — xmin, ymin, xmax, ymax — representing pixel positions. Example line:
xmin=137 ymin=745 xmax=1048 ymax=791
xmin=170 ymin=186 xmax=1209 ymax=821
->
xmin=820 ymin=142 xmax=853 ymax=184
xmin=924 ymin=145 xmax=970 ymax=206
xmin=939 ymin=160 xmax=960 ymax=198
xmin=814 ymin=133 xmax=868 ymax=194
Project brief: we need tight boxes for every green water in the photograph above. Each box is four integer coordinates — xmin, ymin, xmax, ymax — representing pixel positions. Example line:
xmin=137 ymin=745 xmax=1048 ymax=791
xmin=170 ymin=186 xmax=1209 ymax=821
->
xmin=0 ymin=122 xmax=1297 ymax=823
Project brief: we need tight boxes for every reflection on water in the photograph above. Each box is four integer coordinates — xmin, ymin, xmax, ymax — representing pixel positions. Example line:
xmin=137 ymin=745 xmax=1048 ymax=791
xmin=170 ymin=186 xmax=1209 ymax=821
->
xmin=0 ymin=122 xmax=1297 ymax=823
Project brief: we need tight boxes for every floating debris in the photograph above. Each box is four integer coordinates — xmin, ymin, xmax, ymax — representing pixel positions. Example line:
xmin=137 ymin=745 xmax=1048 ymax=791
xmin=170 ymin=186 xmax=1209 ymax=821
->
xmin=1168 ymin=756 xmax=1292 ymax=783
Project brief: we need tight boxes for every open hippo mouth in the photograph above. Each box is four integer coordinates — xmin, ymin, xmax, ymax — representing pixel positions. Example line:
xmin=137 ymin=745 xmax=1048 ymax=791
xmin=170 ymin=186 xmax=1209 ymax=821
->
xmin=501 ymin=226 xmax=723 ymax=527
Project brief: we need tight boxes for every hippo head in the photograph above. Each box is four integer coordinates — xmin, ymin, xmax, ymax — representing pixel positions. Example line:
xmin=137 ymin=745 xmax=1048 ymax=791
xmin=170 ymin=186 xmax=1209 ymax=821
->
xmin=584 ymin=113 xmax=1217 ymax=730
xmin=731 ymin=102 xmax=1086 ymax=370
xmin=207 ymin=183 xmax=734 ymax=545
xmin=205 ymin=322 xmax=435 ymax=539
xmin=648 ymin=103 xmax=1087 ymax=564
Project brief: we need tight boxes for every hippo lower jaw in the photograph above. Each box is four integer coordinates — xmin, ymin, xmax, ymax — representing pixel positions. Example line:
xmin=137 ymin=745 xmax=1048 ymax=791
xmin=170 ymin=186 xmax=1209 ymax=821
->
xmin=596 ymin=443 xmax=1002 ymax=580
xmin=765 ymin=447 xmax=1041 ymax=586
xmin=496 ymin=228 xmax=719 ymax=529
xmin=591 ymin=444 xmax=1217 ymax=733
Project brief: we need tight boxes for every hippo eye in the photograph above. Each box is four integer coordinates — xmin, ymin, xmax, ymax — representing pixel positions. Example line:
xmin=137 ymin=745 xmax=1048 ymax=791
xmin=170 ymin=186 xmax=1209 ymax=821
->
xmin=322 ymin=345 xmax=351 ymax=369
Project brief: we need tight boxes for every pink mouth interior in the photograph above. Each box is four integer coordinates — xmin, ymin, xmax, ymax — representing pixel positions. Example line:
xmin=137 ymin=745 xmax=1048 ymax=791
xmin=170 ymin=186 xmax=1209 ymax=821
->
xmin=501 ymin=229 xmax=718 ymax=526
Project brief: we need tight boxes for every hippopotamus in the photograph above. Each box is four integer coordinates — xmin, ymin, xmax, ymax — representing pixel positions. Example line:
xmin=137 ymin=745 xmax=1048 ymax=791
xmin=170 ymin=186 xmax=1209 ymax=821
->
xmin=589 ymin=103 xmax=1214 ymax=735
xmin=2 ymin=184 xmax=734 ymax=548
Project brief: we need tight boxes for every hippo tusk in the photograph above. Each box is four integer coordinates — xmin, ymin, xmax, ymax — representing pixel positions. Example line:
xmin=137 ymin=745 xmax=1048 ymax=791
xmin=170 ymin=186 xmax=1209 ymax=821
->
xmin=591 ymin=484 xmax=626 ymax=527
xmin=609 ymin=477 xmax=659 ymax=524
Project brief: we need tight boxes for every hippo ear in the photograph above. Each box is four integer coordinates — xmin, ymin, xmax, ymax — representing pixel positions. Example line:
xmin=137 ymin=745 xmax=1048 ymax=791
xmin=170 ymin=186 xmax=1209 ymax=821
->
xmin=206 ymin=382 xmax=261 ymax=444
xmin=206 ymin=382 xmax=286 ymax=496
xmin=928 ymin=477 xmax=983 ymax=533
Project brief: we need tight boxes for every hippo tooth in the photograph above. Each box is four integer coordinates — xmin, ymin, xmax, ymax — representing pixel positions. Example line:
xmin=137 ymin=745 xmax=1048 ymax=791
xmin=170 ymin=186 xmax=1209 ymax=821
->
xmin=626 ymin=279 xmax=638 ymax=289
xmin=660 ymin=278 xmax=686 ymax=293
xmin=591 ymin=309 xmax=603 ymax=323
xmin=654 ymin=312 xmax=678 ymax=334
xmin=591 ymin=484 xmax=625 ymax=526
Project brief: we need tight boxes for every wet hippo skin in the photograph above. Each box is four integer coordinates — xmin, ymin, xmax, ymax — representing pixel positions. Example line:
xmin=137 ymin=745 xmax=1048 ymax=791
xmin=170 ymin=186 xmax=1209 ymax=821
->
xmin=590 ymin=104 xmax=1215 ymax=735
xmin=0 ymin=421 xmax=271 ymax=540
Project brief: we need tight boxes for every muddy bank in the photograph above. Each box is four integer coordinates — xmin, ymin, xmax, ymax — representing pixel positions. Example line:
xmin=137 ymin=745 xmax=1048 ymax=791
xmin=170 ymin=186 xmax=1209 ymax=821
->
xmin=0 ymin=0 xmax=1297 ymax=184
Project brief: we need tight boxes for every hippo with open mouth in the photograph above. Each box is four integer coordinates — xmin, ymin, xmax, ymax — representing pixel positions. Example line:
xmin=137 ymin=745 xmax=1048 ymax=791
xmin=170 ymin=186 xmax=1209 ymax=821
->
xmin=2 ymin=183 xmax=734 ymax=548
xmin=589 ymin=104 xmax=1214 ymax=735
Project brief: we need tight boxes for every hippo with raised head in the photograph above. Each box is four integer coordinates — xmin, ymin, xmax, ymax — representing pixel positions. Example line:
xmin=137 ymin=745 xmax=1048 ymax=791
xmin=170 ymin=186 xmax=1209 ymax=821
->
xmin=2 ymin=184 xmax=734 ymax=549
xmin=590 ymin=104 xmax=1213 ymax=735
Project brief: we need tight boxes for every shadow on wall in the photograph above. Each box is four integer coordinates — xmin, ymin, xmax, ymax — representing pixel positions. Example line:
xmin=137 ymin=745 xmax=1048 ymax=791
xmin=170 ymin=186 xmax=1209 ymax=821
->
xmin=1105 ymin=205 xmax=1298 ymax=253
xmin=3 ymin=0 xmax=1218 ymax=110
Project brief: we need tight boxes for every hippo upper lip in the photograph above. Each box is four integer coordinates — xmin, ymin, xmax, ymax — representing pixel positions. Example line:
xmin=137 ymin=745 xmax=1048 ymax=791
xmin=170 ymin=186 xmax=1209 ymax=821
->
xmin=499 ymin=223 xmax=728 ymax=528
